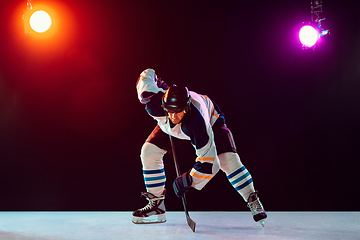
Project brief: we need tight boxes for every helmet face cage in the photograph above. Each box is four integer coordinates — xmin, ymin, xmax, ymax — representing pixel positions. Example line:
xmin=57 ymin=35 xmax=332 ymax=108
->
xmin=162 ymin=85 xmax=191 ymax=113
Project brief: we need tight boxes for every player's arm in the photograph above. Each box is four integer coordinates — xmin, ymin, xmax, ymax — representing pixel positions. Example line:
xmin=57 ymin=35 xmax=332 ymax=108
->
xmin=173 ymin=107 xmax=220 ymax=197
xmin=136 ymin=68 xmax=169 ymax=116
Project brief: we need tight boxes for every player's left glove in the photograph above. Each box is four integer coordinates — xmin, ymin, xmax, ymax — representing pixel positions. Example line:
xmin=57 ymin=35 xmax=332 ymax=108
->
xmin=173 ymin=171 xmax=193 ymax=198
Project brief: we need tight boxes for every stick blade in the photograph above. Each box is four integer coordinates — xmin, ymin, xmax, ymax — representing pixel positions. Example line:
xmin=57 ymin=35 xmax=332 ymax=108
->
xmin=185 ymin=212 xmax=196 ymax=232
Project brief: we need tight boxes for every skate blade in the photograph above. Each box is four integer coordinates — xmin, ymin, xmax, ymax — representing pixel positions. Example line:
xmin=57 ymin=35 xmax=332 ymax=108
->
xmin=132 ymin=214 xmax=166 ymax=224
xmin=258 ymin=220 xmax=265 ymax=227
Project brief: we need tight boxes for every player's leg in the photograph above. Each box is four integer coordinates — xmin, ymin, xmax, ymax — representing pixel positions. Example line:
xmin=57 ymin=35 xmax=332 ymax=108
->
xmin=132 ymin=126 xmax=169 ymax=224
xmin=214 ymin=122 xmax=267 ymax=226
xmin=218 ymin=152 xmax=255 ymax=201
xmin=141 ymin=142 xmax=167 ymax=197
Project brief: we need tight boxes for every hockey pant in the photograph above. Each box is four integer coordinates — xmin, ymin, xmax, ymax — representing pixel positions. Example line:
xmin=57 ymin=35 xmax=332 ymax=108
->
xmin=140 ymin=124 xmax=255 ymax=202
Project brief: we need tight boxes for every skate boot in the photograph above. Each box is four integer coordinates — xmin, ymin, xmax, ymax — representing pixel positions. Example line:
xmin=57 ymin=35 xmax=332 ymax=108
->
xmin=132 ymin=191 xmax=166 ymax=224
xmin=247 ymin=191 xmax=267 ymax=227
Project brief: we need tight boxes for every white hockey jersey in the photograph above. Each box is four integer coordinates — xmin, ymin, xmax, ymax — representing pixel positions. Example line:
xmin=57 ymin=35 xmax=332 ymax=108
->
xmin=136 ymin=68 xmax=224 ymax=189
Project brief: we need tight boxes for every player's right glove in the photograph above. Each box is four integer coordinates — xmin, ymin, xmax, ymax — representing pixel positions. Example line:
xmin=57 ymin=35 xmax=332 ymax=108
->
xmin=173 ymin=171 xmax=193 ymax=198
xmin=155 ymin=76 xmax=169 ymax=90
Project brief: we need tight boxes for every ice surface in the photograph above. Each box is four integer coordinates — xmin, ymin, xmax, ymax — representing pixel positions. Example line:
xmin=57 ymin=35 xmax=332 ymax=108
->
xmin=0 ymin=211 xmax=359 ymax=240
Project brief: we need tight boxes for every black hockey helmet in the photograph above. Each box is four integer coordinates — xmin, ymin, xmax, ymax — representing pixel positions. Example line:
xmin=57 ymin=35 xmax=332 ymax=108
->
xmin=162 ymin=84 xmax=191 ymax=113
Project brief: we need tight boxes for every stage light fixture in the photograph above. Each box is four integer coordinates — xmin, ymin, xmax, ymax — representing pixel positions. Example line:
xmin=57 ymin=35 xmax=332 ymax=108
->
xmin=299 ymin=24 xmax=319 ymax=48
xmin=299 ymin=0 xmax=330 ymax=49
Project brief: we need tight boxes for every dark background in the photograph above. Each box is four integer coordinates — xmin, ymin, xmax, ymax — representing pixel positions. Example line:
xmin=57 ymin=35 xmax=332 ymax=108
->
xmin=0 ymin=0 xmax=359 ymax=211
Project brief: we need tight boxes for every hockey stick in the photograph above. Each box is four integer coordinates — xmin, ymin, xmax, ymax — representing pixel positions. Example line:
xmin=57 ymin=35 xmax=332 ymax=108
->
xmin=169 ymin=135 xmax=196 ymax=232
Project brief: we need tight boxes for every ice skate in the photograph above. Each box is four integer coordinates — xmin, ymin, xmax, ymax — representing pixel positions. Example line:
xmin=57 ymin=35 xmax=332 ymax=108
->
xmin=132 ymin=191 xmax=166 ymax=224
xmin=247 ymin=191 xmax=267 ymax=227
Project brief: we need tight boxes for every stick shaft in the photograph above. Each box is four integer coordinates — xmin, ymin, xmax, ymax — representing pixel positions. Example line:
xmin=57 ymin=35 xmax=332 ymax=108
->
xmin=169 ymin=136 xmax=181 ymax=177
xmin=169 ymin=135 xmax=196 ymax=232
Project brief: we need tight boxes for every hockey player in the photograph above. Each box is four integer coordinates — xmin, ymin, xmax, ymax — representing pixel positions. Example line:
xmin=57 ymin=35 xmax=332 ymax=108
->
xmin=132 ymin=68 xmax=267 ymax=226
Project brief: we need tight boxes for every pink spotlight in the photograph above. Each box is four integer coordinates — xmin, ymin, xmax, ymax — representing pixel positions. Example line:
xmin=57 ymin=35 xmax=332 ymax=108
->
xmin=299 ymin=25 xmax=319 ymax=48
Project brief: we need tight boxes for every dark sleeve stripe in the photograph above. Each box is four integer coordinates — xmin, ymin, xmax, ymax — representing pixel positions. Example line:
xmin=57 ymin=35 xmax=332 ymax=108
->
xmin=182 ymin=105 xmax=209 ymax=149
xmin=193 ymin=162 xmax=213 ymax=174
xmin=145 ymin=92 xmax=166 ymax=117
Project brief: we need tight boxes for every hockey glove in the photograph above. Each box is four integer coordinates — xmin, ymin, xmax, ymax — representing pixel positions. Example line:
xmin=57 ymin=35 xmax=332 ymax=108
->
xmin=173 ymin=171 xmax=193 ymax=198
xmin=156 ymin=76 xmax=169 ymax=90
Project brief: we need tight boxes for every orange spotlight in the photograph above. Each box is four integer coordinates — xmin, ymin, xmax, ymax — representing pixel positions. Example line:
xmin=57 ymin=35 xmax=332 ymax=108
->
xmin=29 ymin=10 xmax=52 ymax=33
xmin=23 ymin=1 xmax=57 ymax=39
xmin=11 ymin=0 xmax=75 ymax=60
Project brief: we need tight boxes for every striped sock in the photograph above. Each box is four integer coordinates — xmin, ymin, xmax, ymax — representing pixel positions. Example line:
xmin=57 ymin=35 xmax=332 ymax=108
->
xmin=227 ymin=166 xmax=254 ymax=201
xmin=143 ymin=168 xmax=166 ymax=197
